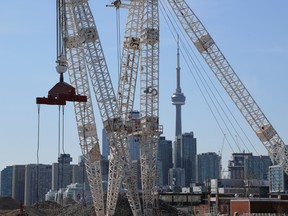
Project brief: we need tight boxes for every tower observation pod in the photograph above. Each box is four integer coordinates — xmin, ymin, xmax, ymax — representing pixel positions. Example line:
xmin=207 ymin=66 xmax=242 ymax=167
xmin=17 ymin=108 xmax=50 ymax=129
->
xmin=171 ymin=36 xmax=186 ymax=169
xmin=171 ymin=37 xmax=186 ymax=137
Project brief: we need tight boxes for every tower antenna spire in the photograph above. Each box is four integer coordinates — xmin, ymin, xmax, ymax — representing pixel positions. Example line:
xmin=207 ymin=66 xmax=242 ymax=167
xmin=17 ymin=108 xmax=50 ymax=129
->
xmin=171 ymin=35 xmax=186 ymax=168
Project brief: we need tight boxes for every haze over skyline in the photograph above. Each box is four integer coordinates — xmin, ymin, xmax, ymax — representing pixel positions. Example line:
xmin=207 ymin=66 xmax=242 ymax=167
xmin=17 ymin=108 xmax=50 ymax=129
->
xmin=0 ymin=1 xmax=288 ymax=173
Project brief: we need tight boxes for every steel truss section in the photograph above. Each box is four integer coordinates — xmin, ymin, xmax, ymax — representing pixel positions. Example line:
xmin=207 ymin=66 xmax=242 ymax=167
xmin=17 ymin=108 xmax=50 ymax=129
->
xmin=118 ymin=0 xmax=143 ymax=122
xmin=64 ymin=2 xmax=105 ymax=215
xmin=139 ymin=0 xmax=160 ymax=215
xmin=67 ymin=0 xmax=141 ymax=215
xmin=168 ymin=0 xmax=288 ymax=174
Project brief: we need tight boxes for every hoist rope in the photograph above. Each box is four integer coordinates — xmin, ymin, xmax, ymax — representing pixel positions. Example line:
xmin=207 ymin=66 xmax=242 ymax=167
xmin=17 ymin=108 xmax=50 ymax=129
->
xmin=58 ymin=105 xmax=61 ymax=157
xmin=159 ymin=0 xmax=234 ymax=153
xmin=160 ymin=0 xmax=261 ymax=154
xmin=36 ymin=104 xmax=40 ymax=208
xmin=82 ymin=104 xmax=86 ymax=204
xmin=116 ymin=7 xmax=121 ymax=91
xmin=62 ymin=105 xmax=66 ymax=154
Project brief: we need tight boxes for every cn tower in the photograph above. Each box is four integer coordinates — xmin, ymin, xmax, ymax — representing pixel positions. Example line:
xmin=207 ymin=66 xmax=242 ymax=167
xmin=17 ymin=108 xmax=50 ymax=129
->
xmin=171 ymin=36 xmax=186 ymax=168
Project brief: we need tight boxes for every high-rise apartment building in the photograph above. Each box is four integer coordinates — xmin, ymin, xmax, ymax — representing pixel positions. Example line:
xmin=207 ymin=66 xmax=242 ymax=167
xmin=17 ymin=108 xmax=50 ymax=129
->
xmin=52 ymin=154 xmax=72 ymax=190
xmin=168 ymin=168 xmax=185 ymax=189
xmin=12 ymin=165 xmax=25 ymax=202
xmin=72 ymin=156 xmax=88 ymax=185
xmin=197 ymin=152 xmax=221 ymax=184
xmin=182 ymin=132 xmax=197 ymax=185
xmin=269 ymin=165 xmax=288 ymax=193
xmin=0 ymin=166 xmax=13 ymax=196
xmin=24 ymin=164 xmax=52 ymax=206
xmin=102 ymin=129 xmax=109 ymax=160
xmin=157 ymin=136 xmax=173 ymax=186
xmin=228 ymin=152 xmax=272 ymax=180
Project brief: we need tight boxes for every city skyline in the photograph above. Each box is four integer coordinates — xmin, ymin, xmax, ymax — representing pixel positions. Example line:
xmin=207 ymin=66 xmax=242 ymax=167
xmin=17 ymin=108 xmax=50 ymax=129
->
xmin=0 ymin=1 xmax=288 ymax=171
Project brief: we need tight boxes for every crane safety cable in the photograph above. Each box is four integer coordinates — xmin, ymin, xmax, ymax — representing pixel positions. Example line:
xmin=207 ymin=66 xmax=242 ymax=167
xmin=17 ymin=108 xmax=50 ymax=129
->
xmin=116 ymin=5 xmax=122 ymax=91
xmin=36 ymin=104 xmax=41 ymax=208
xmin=159 ymin=0 xmax=263 ymax=154
xmin=160 ymin=0 xmax=260 ymax=155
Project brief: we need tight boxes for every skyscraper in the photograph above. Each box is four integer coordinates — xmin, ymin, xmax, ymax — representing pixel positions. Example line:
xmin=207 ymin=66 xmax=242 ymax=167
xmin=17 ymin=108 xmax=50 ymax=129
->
xmin=197 ymin=152 xmax=221 ymax=184
xmin=24 ymin=164 xmax=52 ymax=206
xmin=102 ymin=129 xmax=109 ymax=159
xmin=171 ymin=36 xmax=186 ymax=168
xmin=157 ymin=136 xmax=173 ymax=186
xmin=12 ymin=165 xmax=25 ymax=202
xmin=182 ymin=132 xmax=197 ymax=185
xmin=269 ymin=165 xmax=288 ymax=193
xmin=228 ymin=152 xmax=272 ymax=180
xmin=52 ymin=154 xmax=72 ymax=191
xmin=0 ymin=166 xmax=13 ymax=196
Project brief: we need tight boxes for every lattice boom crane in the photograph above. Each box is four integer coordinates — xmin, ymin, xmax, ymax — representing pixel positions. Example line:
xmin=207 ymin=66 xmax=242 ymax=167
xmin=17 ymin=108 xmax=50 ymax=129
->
xmin=53 ymin=0 xmax=143 ymax=215
xmin=168 ymin=0 xmax=288 ymax=174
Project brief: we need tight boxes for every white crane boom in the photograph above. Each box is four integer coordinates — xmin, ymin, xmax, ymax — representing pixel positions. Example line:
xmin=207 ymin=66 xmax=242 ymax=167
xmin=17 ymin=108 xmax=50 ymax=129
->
xmin=64 ymin=0 xmax=141 ymax=215
xmin=64 ymin=1 xmax=105 ymax=215
xmin=139 ymin=0 xmax=161 ymax=215
xmin=118 ymin=0 xmax=142 ymax=122
xmin=168 ymin=0 xmax=288 ymax=174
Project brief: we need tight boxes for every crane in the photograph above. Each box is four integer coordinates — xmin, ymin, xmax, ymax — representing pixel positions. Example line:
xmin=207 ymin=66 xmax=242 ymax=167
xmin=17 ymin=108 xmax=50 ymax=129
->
xmin=38 ymin=0 xmax=159 ymax=215
xmin=65 ymin=1 xmax=144 ymax=215
xmin=167 ymin=0 xmax=288 ymax=175
xmin=37 ymin=0 xmax=145 ymax=215
xmin=109 ymin=0 xmax=161 ymax=215
xmin=115 ymin=0 xmax=161 ymax=214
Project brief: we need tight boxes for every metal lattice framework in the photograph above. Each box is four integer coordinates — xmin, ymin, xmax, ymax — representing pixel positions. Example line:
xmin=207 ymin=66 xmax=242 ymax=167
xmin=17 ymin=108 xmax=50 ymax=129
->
xmin=65 ymin=0 xmax=141 ymax=215
xmin=139 ymin=0 xmax=160 ymax=215
xmin=168 ymin=0 xmax=288 ymax=174
xmin=118 ymin=0 xmax=143 ymax=122
xmin=64 ymin=1 xmax=105 ymax=215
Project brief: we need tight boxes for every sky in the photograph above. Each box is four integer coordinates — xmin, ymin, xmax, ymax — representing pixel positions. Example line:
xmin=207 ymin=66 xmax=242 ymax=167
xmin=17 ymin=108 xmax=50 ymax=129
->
xmin=0 ymin=1 xmax=288 ymax=173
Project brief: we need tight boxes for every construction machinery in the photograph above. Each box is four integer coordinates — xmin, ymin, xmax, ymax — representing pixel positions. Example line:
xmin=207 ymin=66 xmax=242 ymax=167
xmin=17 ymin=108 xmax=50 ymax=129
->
xmin=37 ymin=0 xmax=287 ymax=215
xmin=167 ymin=0 xmax=288 ymax=175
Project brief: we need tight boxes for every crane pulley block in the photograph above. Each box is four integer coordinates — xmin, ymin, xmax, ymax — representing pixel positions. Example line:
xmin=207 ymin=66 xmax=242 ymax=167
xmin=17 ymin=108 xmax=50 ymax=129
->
xmin=36 ymin=81 xmax=87 ymax=105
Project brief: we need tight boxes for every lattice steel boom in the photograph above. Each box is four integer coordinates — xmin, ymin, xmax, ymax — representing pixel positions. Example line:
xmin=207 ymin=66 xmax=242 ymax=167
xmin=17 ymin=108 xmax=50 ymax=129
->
xmin=63 ymin=0 xmax=141 ymax=215
xmin=139 ymin=0 xmax=160 ymax=215
xmin=168 ymin=0 xmax=288 ymax=174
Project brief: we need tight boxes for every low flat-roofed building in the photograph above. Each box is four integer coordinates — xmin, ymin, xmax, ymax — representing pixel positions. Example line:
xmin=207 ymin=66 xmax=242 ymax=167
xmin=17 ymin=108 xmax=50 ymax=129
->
xmin=230 ymin=198 xmax=288 ymax=215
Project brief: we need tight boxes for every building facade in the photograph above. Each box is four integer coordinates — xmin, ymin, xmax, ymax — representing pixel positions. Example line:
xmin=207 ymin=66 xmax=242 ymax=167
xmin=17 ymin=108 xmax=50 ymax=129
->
xmin=12 ymin=165 xmax=25 ymax=202
xmin=24 ymin=164 xmax=52 ymax=206
xmin=269 ymin=165 xmax=288 ymax=193
xmin=168 ymin=167 xmax=185 ymax=189
xmin=0 ymin=166 xmax=13 ymax=196
xmin=197 ymin=152 xmax=221 ymax=184
xmin=182 ymin=132 xmax=197 ymax=185
xmin=157 ymin=136 xmax=173 ymax=186
xmin=52 ymin=154 xmax=72 ymax=191
xmin=228 ymin=153 xmax=271 ymax=180
xmin=102 ymin=129 xmax=109 ymax=160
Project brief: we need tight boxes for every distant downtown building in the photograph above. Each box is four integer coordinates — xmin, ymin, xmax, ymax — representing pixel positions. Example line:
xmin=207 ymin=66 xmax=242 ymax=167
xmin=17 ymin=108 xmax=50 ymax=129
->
xmin=12 ymin=165 xmax=25 ymax=203
xmin=182 ymin=132 xmax=197 ymax=185
xmin=157 ymin=136 xmax=173 ymax=186
xmin=52 ymin=154 xmax=73 ymax=191
xmin=228 ymin=152 xmax=272 ymax=180
xmin=0 ymin=165 xmax=13 ymax=196
xmin=102 ymin=111 xmax=141 ymax=161
xmin=197 ymin=152 xmax=221 ymax=184
xmin=269 ymin=165 xmax=288 ymax=193
xmin=0 ymin=154 xmax=90 ymax=205
xmin=24 ymin=164 xmax=52 ymax=206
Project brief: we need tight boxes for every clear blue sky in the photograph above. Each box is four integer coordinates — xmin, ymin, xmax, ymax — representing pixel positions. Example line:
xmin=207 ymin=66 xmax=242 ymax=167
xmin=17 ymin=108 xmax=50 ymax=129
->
xmin=0 ymin=1 xmax=288 ymax=174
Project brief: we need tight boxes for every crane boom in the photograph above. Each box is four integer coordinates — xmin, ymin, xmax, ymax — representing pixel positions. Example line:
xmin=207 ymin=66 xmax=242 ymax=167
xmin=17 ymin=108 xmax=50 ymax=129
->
xmin=66 ymin=0 xmax=141 ymax=215
xmin=168 ymin=0 xmax=288 ymax=174
xmin=139 ymin=0 xmax=160 ymax=215
xmin=64 ymin=2 xmax=105 ymax=215
xmin=118 ymin=0 xmax=142 ymax=122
